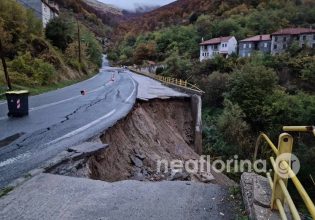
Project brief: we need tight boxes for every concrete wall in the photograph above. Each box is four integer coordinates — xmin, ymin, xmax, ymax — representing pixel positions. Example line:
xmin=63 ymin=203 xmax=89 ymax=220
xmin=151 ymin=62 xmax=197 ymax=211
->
xmin=239 ymin=40 xmax=271 ymax=57
xmin=271 ymin=35 xmax=293 ymax=54
xmin=190 ymin=95 xmax=202 ymax=155
xmin=299 ymin=33 xmax=315 ymax=48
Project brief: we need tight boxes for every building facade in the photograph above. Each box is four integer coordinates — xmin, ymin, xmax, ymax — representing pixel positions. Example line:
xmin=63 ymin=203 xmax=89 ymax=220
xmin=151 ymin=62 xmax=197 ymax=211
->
xmin=200 ymin=36 xmax=237 ymax=61
xmin=271 ymin=28 xmax=315 ymax=54
xmin=239 ymin=35 xmax=271 ymax=57
xmin=16 ymin=0 xmax=59 ymax=27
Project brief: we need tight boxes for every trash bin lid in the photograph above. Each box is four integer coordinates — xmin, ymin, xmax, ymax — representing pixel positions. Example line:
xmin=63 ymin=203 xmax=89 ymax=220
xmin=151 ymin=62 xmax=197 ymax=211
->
xmin=5 ymin=90 xmax=29 ymax=95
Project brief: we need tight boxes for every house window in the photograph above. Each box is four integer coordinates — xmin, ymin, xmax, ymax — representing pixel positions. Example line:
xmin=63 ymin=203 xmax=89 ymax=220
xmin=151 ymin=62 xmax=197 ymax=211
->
xmin=283 ymin=44 xmax=287 ymax=49
xmin=303 ymin=35 xmax=306 ymax=41
xmin=243 ymin=44 xmax=246 ymax=49
xmin=283 ymin=37 xmax=286 ymax=42
xmin=312 ymin=43 xmax=315 ymax=48
xmin=248 ymin=53 xmax=251 ymax=57
xmin=313 ymin=35 xmax=315 ymax=40
xmin=274 ymin=44 xmax=277 ymax=49
xmin=301 ymin=43 xmax=305 ymax=48
xmin=249 ymin=44 xmax=252 ymax=49
xmin=264 ymin=42 xmax=268 ymax=48
xmin=204 ymin=45 xmax=208 ymax=50
xmin=275 ymin=36 xmax=278 ymax=42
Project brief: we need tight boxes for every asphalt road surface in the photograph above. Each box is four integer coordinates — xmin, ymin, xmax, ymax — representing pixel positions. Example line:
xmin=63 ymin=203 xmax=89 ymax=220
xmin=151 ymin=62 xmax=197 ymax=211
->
xmin=0 ymin=173 xmax=237 ymax=220
xmin=0 ymin=56 xmax=137 ymax=188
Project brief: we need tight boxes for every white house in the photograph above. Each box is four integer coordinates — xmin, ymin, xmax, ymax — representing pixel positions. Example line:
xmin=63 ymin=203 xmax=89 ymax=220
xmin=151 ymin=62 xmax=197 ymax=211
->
xmin=17 ymin=0 xmax=59 ymax=28
xmin=200 ymin=36 xmax=237 ymax=61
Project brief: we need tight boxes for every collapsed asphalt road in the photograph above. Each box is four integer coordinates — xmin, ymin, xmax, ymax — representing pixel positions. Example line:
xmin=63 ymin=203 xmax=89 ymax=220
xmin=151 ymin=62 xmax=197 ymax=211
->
xmin=0 ymin=57 xmax=137 ymax=188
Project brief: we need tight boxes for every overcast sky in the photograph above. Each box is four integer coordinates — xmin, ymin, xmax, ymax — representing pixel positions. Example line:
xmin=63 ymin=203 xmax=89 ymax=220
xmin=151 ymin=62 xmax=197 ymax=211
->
xmin=98 ymin=0 xmax=176 ymax=11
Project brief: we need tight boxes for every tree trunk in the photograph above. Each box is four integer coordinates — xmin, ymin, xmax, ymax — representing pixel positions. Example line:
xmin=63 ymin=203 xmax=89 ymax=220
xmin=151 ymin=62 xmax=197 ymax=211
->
xmin=1 ymin=56 xmax=12 ymax=90
xmin=0 ymin=39 xmax=12 ymax=90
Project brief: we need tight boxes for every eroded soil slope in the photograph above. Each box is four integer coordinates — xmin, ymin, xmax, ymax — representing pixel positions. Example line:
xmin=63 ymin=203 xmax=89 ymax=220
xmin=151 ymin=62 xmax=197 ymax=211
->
xmin=87 ymin=99 xmax=234 ymax=186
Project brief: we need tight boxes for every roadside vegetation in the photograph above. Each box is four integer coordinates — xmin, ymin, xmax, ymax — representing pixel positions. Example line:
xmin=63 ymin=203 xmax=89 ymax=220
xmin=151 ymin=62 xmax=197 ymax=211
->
xmin=107 ymin=0 xmax=315 ymax=206
xmin=0 ymin=0 xmax=103 ymax=95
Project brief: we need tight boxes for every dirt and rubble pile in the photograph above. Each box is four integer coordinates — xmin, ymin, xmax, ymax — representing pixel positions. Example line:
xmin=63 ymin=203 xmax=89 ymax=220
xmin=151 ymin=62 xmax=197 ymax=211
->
xmin=87 ymin=99 xmax=234 ymax=186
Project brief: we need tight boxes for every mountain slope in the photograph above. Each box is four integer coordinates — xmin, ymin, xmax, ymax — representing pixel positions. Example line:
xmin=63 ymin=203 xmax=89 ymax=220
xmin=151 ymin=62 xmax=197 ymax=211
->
xmin=83 ymin=0 xmax=122 ymax=15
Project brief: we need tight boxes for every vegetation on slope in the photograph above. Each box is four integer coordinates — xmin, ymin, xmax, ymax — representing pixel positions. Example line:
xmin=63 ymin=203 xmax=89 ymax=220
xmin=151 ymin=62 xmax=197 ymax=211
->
xmin=108 ymin=0 xmax=315 ymax=209
xmin=0 ymin=0 xmax=103 ymax=95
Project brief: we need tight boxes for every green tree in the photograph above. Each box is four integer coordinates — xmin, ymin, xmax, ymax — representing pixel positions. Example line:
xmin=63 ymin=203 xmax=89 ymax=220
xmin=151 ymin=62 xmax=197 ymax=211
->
xmin=164 ymin=49 xmax=192 ymax=79
xmin=204 ymin=72 xmax=230 ymax=107
xmin=226 ymin=63 xmax=278 ymax=129
xmin=217 ymin=100 xmax=253 ymax=157
xmin=0 ymin=19 xmax=12 ymax=89
xmin=133 ymin=42 xmax=157 ymax=65
xmin=45 ymin=16 xmax=76 ymax=51
xmin=0 ymin=0 xmax=35 ymax=89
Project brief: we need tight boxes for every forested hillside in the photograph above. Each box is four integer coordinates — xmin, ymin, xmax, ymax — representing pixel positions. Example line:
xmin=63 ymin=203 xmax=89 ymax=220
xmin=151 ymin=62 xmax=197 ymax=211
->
xmin=108 ymin=0 xmax=315 ymax=208
xmin=0 ymin=0 xmax=104 ymax=95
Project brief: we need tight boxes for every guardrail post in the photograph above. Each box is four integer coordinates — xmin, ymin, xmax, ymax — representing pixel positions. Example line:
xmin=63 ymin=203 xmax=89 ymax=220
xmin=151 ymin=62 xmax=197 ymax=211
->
xmin=271 ymin=133 xmax=293 ymax=210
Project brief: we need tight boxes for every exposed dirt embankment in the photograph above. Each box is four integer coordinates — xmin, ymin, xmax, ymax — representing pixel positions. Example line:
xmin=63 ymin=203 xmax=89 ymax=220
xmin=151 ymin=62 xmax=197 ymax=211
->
xmin=87 ymin=99 xmax=234 ymax=186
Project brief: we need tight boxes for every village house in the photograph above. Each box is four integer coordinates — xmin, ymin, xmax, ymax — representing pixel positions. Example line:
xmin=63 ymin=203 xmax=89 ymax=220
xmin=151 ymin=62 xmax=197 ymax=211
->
xmin=239 ymin=34 xmax=271 ymax=57
xmin=271 ymin=27 xmax=315 ymax=54
xmin=199 ymin=36 xmax=237 ymax=61
xmin=17 ymin=0 xmax=59 ymax=27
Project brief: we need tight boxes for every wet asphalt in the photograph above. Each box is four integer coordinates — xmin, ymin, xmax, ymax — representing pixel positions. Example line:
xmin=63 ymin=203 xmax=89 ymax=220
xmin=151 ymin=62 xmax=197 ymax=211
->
xmin=0 ymin=57 xmax=137 ymax=188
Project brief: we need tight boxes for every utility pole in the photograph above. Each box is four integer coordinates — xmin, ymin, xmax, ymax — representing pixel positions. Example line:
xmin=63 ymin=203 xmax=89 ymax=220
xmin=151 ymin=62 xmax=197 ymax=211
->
xmin=76 ymin=19 xmax=82 ymax=64
xmin=0 ymin=39 xmax=12 ymax=90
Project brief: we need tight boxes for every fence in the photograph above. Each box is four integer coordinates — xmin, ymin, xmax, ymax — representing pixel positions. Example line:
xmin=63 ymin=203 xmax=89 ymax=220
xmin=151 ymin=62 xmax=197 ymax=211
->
xmin=254 ymin=126 xmax=315 ymax=220
xmin=128 ymin=67 xmax=204 ymax=95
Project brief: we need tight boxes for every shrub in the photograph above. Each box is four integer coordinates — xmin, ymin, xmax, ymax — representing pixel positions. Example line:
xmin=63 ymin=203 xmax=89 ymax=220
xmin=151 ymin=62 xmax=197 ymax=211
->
xmin=155 ymin=67 xmax=164 ymax=74
xmin=226 ymin=63 xmax=278 ymax=130
xmin=45 ymin=16 xmax=75 ymax=51
xmin=217 ymin=100 xmax=253 ymax=158
xmin=9 ymin=53 xmax=56 ymax=86
xmin=203 ymin=72 xmax=229 ymax=107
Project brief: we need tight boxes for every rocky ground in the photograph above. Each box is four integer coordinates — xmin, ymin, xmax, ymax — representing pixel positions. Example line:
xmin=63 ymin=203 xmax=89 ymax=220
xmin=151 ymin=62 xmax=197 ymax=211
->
xmin=48 ymin=99 xmax=235 ymax=186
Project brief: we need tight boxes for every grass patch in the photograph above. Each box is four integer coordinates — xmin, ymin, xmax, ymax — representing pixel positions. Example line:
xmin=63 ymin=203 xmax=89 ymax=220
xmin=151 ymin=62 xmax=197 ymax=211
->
xmin=0 ymin=186 xmax=14 ymax=198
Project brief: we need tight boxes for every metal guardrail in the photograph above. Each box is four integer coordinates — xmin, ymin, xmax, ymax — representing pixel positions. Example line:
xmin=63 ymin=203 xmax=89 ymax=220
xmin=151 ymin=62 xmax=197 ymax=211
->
xmin=128 ymin=68 xmax=205 ymax=94
xmin=254 ymin=126 xmax=315 ymax=220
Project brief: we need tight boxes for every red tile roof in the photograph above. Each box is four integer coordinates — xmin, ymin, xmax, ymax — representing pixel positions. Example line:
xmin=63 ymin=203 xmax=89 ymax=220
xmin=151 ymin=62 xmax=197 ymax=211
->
xmin=200 ymin=36 xmax=233 ymax=45
xmin=272 ymin=28 xmax=315 ymax=35
xmin=240 ymin=34 xmax=271 ymax=42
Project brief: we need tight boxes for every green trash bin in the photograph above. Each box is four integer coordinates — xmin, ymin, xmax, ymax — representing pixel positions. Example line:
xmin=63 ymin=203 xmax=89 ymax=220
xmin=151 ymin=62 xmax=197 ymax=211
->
xmin=5 ymin=90 xmax=29 ymax=117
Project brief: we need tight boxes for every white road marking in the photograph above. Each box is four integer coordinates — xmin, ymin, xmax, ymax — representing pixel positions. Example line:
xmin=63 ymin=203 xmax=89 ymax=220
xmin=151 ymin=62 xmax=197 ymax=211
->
xmin=0 ymin=73 xmax=136 ymax=168
xmin=0 ymin=85 xmax=107 ymax=121
xmin=30 ymin=86 xmax=104 ymax=111
xmin=46 ymin=109 xmax=116 ymax=146
xmin=125 ymin=74 xmax=137 ymax=102
xmin=0 ymin=152 xmax=30 ymax=168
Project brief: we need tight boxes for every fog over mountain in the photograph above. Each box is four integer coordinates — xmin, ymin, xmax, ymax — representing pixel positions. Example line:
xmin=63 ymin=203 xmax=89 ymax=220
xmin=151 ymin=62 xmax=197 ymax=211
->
xmin=98 ymin=0 xmax=175 ymax=11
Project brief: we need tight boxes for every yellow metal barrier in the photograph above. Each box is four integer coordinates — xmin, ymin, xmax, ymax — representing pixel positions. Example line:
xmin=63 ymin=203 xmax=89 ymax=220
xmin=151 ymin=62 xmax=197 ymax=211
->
xmin=128 ymin=67 xmax=205 ymax=94
xmin=255 ymin=127 xmax=315 ymax=220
